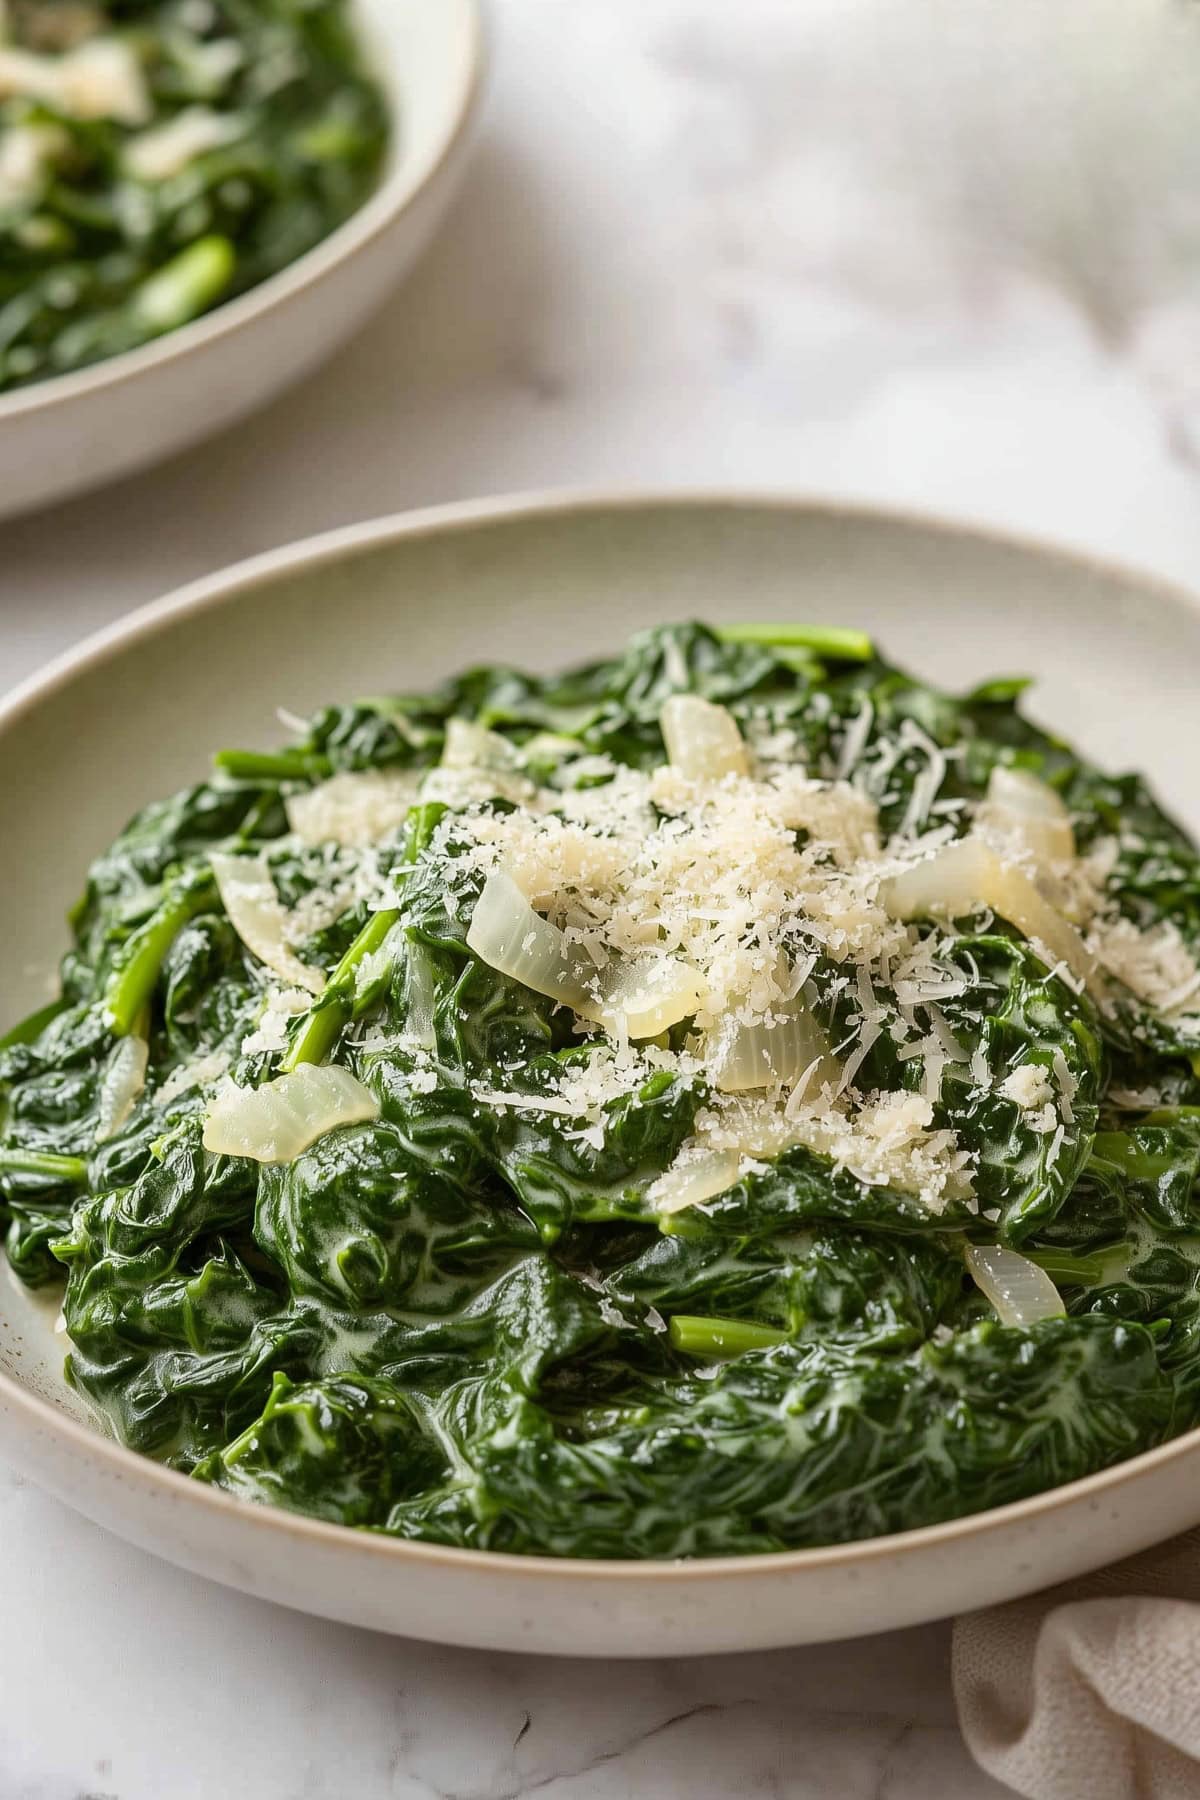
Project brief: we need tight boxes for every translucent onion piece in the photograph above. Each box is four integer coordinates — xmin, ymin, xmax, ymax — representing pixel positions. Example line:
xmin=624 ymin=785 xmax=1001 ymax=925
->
xmin=466 ymin=869 xmax=598 ymax=1014
xmin=441 ymin=718 xmax=520 ymax=771
xmin=650 ymin=1149 xmax=744 ymax=1215
xmin=965 ymin=1244 xmax=1065 ymax=1327
xmin=466 ymin=870 xmax=706 ymax=1040
xmin=882 ymin=835 xmax=1096 ymax=989
xmin=95 ymin=1034 xmax=148 ymax=1142
xmin=0 ymin=39 xmax=151 ymax=124
xmin=210 ymin=852 xmax=325 ymax=995
xmin=660 ymin=695 xmax=750 ymax=782
xmin=0 ymin=122 xmax=64 ymax=205
xmin=430 ymin=720 xmax=535 ymax=807
xmin=202 ymin=1064 xmax=379 ymax=1164
xmin=600 ymin=955 xmax=708 ymax=1039
xmin=124 ymin=106 xmax=242 ymax=182
xmin=707 ymin=999 xmax=833 ymax=1093
xmin=981 ymin=767 xmax=1075 ymax=864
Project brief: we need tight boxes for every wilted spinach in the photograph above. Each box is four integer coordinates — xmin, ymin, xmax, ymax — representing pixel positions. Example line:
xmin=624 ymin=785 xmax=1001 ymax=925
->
xmin=4 ymin=619 xmax=1200 ymax=1559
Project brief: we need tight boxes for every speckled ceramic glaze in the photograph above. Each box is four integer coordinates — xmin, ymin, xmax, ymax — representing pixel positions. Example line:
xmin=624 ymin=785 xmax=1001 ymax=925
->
xmin=4 ymin=494 xmax=1200 ymax=1655
xmin=0 ymin=0 xmax=483 ymax=522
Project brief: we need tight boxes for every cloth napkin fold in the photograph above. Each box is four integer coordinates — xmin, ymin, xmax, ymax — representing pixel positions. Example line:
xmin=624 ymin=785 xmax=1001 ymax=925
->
xmin=953 ymin=1529 xmax=1200 ymax=1799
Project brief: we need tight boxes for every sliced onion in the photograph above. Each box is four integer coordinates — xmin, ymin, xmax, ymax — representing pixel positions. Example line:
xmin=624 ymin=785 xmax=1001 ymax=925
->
xmin=441 ymin=718 xmax=520 ymax=771
xmin=429 ymin=720 xmax=535 ymax=806
xmin=466 ymin=869 xmax=705 ymax=1039
xmin=601 ymin=955 xmax=708 ymax=1039
xmin=466 ymin=868 xmax=598 ymax=1014
xmin=882 ymin=835 xmax=1095 ymax=989
xmin=706 ymin=999 xmax=834 ymax=1093
xmin=650 ymin=1149 xmax=744 ymax=1215
xmin=66 ymin=38 xmax=151 ymax=123
xmin=123 ymin=106 xmax=243 ymax=182
xmin=965 ymin=1244 xmax=1065 ymax=1327
xmin=210 ymin=852 xmax=325 ymax=995
xmin=95 ymin=1034 xmax=148 ymax=1142
xmin=660 ymin=695 xmax=749 ymax=781
xmin=883 ymin=836 xmax=994 ymax=922
xmin=0 ymin=39 xmax=150 ymax=124
xmin=202 ymin=1064 xmax=379 ymax=1164
xmin=0 ymin=122 xmax=64 ymax=205
xmin=980 ymin=767 xmax=1075 ymax=864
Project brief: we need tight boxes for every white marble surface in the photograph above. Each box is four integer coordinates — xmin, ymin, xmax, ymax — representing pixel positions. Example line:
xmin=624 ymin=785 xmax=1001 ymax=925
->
xmin=2 ymin=1473 xmax=1017 ymax=1800
xmin=4 ymin=1 xmax=1200 ymax=1795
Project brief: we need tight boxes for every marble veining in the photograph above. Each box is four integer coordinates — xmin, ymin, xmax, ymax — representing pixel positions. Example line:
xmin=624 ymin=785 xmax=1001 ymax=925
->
xmin=4 ymin=1 xmax=1200 ymax=1793
xmin=0 ymin=1466 xmax=1012 ymax=1800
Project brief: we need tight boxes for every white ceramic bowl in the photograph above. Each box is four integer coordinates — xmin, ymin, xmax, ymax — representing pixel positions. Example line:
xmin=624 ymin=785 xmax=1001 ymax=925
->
xmin=0 ymin=0 xmax=482 ymax=522
xmin=4 ymin=493 xmax=1200 ymax=1656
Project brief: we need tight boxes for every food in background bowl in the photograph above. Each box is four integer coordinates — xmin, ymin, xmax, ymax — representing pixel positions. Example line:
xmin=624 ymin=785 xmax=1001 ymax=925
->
xmin=4 ymin=618 xmax=1200 ymax=1558
xmin=0 ymin=0 xmax=389 ymax=390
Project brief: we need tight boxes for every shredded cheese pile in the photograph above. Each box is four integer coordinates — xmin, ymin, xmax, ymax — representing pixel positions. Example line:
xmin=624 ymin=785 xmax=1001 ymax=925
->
xmin=211 ymin=691 xmax=1200 ymax=1221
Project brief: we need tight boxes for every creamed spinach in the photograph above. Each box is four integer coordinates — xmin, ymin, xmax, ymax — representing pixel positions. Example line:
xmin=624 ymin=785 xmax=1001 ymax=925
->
xmin=4 ymin=621 xmax=1200 ymax=1559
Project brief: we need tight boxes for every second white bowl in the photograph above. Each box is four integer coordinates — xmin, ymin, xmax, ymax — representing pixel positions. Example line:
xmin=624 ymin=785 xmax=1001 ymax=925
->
xmin=0 ymin=0 xmax=482 ymax=521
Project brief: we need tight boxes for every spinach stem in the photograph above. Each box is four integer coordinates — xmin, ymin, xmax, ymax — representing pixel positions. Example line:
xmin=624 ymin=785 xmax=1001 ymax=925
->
xmin=1023 ymin=1249 xmax=1109 ymax=1286
xmin=282 ymin=908 xmax=398 ymax=1071
xmin=105 ymin=872 xmax=215 ymax=1037
xmin=213 ymin=748 xmax=331 ymax=783
xmin=771 ymin=649 xmax=825 ymax=681
xmin=669 ymin=1315 xmax=789 ymax=1358
xmin=0 ymin=1148 xmax=87 ymax=1183
xmin=282 ymin=802 xmax=446 ymax=1071
xmin=719 ymin=623 xmax=874 ymax=662
xmin=133 ymin=235 xmax=236 ymax=334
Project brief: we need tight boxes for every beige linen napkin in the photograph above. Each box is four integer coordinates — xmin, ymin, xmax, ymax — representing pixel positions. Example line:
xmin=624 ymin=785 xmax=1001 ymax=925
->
xmin=953 ymin=1530 xmax=1200 ymax=1799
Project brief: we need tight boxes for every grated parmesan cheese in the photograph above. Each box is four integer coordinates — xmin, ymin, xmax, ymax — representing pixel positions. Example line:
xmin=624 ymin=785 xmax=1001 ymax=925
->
xmin=1091 ymin=914 xmax=1200 ymax=1018
xmin=156 ymin=1049 xmax=230 ymax=1105
xmin=286 ymin=770 xmax=421 ymax=849
xmin=896 ymin=718 xmax=948 ymax=838
xmin=688 ymin=1088 xmax=973 ymax=1215
xmin=836 ymin=698 xmax=874 ymax=780
xmin=240 ymin=986 xmax=311 ymax=1058
xmin=251 ymin=681 xmax=1200 ymax=1221
xmin=998 ymin=1064 xmax=1055 ymax=1111
xmin=1051 ymin=1046 xmax=1078 ymax=1122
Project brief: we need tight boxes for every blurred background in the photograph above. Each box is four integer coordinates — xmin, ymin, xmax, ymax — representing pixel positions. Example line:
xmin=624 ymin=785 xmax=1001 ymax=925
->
xmin=6 ymin=0 xmax=1200 ymax=684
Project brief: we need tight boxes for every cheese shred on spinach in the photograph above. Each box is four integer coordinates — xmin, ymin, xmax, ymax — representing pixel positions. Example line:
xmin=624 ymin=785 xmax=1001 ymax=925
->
xmin=6 ymin=621 xmax=1200 ymax=1558
xmin=0 ymin=0 xmax=389 ymax=391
